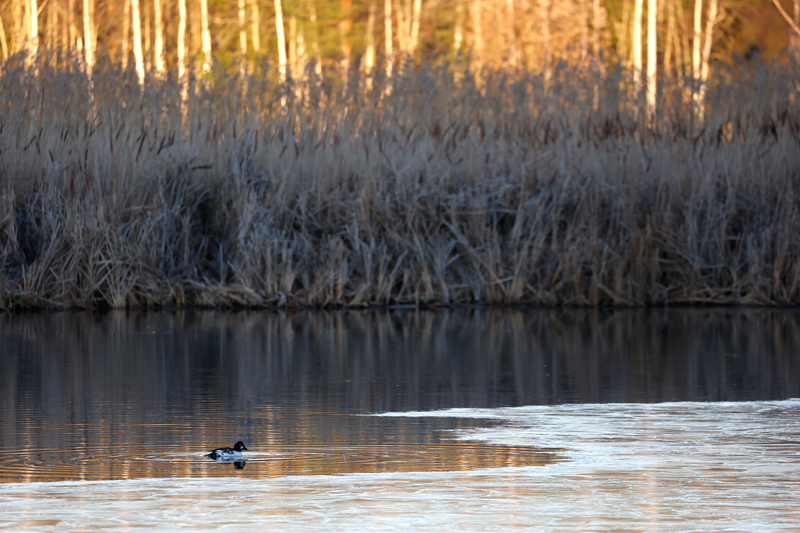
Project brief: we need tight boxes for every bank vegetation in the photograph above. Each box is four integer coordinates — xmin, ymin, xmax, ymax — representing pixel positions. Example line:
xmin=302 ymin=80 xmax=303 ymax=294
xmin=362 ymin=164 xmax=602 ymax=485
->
xmin=0 ymin=56 xmax=799 ymax=309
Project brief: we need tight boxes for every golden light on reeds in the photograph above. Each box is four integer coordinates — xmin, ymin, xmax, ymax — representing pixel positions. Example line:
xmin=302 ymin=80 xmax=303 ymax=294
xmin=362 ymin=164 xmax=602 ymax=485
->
xmin=0 ymin=56 xmax=798 ymax=309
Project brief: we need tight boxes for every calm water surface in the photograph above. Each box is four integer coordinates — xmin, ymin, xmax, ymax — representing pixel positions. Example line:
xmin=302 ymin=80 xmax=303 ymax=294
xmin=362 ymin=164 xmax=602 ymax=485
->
xmin=0 ymin=308 xmax=799 ymax=530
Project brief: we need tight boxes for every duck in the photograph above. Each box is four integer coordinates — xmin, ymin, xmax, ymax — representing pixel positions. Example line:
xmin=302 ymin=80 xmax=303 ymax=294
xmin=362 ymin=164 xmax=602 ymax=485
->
xmin=205 ymin=441 xmax=248 ymax=460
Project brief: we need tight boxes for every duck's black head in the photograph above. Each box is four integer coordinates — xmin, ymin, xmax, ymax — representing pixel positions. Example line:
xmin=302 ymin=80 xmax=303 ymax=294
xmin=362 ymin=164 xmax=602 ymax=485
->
xmin=233 ymin=441 xmax=248 ymax=451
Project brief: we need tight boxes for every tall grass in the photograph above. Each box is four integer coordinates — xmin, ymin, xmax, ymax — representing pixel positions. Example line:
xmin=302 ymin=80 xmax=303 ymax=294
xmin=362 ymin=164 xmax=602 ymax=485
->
xmin=1 ymin=54 xmax=799 ymax=309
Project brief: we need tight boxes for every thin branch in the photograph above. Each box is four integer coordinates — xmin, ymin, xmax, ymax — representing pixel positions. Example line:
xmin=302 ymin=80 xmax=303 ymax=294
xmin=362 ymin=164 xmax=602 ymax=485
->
xmin=771 ymin=0 xmax=800 ymax=36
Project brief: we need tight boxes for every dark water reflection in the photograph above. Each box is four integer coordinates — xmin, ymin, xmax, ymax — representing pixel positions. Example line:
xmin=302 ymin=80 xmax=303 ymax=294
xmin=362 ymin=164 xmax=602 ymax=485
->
xmin=1 ymin=308 xmax=799 ymax=482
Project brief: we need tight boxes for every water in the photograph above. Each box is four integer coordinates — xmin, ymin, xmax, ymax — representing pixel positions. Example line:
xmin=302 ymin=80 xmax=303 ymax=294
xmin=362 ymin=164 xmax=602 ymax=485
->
xmin=1 ymin=308 xmax=799 ymax=530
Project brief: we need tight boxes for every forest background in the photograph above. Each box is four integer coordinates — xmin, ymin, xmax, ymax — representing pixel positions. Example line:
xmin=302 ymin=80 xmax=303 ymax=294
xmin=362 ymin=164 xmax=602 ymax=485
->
xmin=0 ymin=0 xmax=799 ymax=310
xmin=1 ymin=0 xmax=798 ymax=85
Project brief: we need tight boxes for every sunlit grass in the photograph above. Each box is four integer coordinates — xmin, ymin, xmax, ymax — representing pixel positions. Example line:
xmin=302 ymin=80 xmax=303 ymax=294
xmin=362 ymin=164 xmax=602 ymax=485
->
xmin=1 ymin=54 xmax=799 ymax=309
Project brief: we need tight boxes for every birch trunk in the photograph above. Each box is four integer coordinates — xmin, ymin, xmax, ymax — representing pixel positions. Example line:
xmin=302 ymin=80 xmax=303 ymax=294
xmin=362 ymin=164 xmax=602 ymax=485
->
xmin=0 ymin=12 xmax=8 ymax=61
xmin=632 ymin=0 xmax=643 ymax=96
xmin=178 ymin=0 xmax=187 ymax=100
xmin=67 ymin=0 xmax=74 ymax=51
xmin=646 ymin=0 xmax=657 ymax=120
xmin=251 ymin=0 xmax=261 ymax=52
xmin=239 ymin=0 xmax=247 ymax=79
xmin=540 ymin=0 xmax=551 ymax=84
xmin=579 ymin=0 xmax=588 ymax=61
xmin=692 ymin=0 xmax=702 ymax=82
xmin=454 ymin=2 xmax=464 ymax=53
xmin=665 ymin=0 xmax=674 ymax=78
xmin=131 ymin=0 xmax=145 ymax=84
xmin=384 ymin=0 xmax=393 ymax=78
xmin=274 ymin=0 xmax=287 ymax=84
xmin=289 ymin=16 xmax=297 ymax=73
xmin=83 ymin=0 xmax=94 ymax=75
xmin=154 ymin=0 xmax=165 ymax=75
xmin=200 ymin=0 xmax=212 ymax=74
xmin=365 ymin=1 xmax=376 ymax=89
xmin=397 ymin=0 xmax=408 ymax=52
xmin=470 ymin=0 xmax=483 ymax=61
xmin=340 ymin=0 xmax=352 ymax=71
xmin=592 ymin=0 xmax=603 ymax=110
xmin=506 ymin=0 xmax=517 ymax=65
xmin=28 ymin=0 xmax=37 ymax=60
xmin=309 ymin=2 xmax=322 ymax=75
xmin=410 ymin=0 xmax=422 ymax=52
xmin=47 ymin=0 xmax=55 ymax=50
xmin=122 ymin=0 xmax=130 ymax=62
xmin=697 ymin=0 xmax=717 ymax=115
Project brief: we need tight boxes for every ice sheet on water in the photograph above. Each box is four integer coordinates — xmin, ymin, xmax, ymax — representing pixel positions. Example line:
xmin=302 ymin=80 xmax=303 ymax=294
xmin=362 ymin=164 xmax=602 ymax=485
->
xmin=1 ymin=400 xmax=799 ymax=532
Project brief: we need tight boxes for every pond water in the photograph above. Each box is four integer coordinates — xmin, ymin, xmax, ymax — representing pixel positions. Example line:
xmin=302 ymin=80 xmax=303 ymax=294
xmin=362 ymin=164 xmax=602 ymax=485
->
xmin=0 ymin=308 xmax=799 ymax=530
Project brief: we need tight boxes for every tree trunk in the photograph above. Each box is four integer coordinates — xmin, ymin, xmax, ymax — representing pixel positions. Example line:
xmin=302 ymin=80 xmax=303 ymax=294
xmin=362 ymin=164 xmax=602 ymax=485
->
xmin=397 ymin=0 xmax=407 ymax=52
xmin=83 ymin=0 xmax=94 ymax=75
xmin=239 ymin=0 xmax=247 ymax=57
xmin=0 ymin=12 xmax=9 ymax=61
xmin=122 ymin=0 xmax=130 ymax=62
xmin=340 ymin=0 xmax=352 ymax=71
xmin=410 ymin=0 xmax=422 ymax=52
xmin=289 ymin=15 xmax=297 ymax=73
xmin=692 ymin=0 xmax=702 ymax=83
xmin=632 ymin=0 xmax=643 ymax=96
xmin=453 ymin=2 xmax=464 ymax=53
xmin=506 ymin=0 xmax=517 ymax=65
xmin=274 ymin=0 xmax=287 ymax=84
xmin=28 ymin=0 xmax=38 ymax=62
xmin=131 ymin=0 xmax=145 ymax=84
xmin=539 ymin=0 xmax=551 ymax=84
xmin=178 ymin=0 xmax=187 ymax=100
xmin=384 ymin=0 xmax=393 ymax=78
xmin=309 ymin=2 xmax=322 ymax=75
xmin=365 ymin=1 xmax=376 ymax=89
xmin=698 ymin=0 xmax=717 ymax=109
xmin=646 ymin=0 xmax=657 ymax=120
xmin=470 ymin=0 xmax=482 ymax=61
xmin=251 ymin=0 xmax=261 ymax=52
xmin=200 ymin=0 xmax=212 ymax=73
xmin=154 ymin=0 xmax=165 ymax=76
xmin=579 ymin=0 xmax=588 ymax=61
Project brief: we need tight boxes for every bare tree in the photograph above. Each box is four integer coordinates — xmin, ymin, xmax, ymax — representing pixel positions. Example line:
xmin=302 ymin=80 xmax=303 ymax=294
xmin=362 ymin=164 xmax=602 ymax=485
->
xmin=239 ymin=0 xmax=247 ymax=57
xmin=384 ymin=0 xmax=393 ymax=78
xmin=274 ymin=0 xmax=287 ymax=84
xmin=633 ymin=0 xmax=643 ymax=96
xmin=200 ymin=0 xmax=212 ymax=74
xmin=646 ymin=0 xmax=657 ymax=120
xmin=131 ymin=0 xmax=145 ymax=84
xmin=251 ymin=0 xmax=261 ymax=52
xmin=0 ymin=12 xmax=8 ymax=61
xmin=470 ymin=0 xmax=483 ymax=59
xmin=365 ymin=1 xmax=377 ymax=88
xmin=83 ymin=0 xmax=95 ymax=76
xmin=178 ymin=0 xmax=188 ymax=101
xmin=453 ymin=2 xmax=464 ymax=53
xmin=28 ymin=0 xmax=37 ymax=59
xmin=340 ymin=0 xmax=352 ymax=70
xmin=539 ymin=0 xmax=551 ymax=83
xmin=410 ymin=0 xmax=422 ymax=51
xmin=154 ymin=0 xmax=165 ymax=76
xmin=309 ymin=1 xmax=322 ymax=75
xmin=692 ymin=0 xmax=702 ymax=84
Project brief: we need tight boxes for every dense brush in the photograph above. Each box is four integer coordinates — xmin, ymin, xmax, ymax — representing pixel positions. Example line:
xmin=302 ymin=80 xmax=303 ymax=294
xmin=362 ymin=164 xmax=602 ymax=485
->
xmin=1 ymin=56 xmax=799 ymax=309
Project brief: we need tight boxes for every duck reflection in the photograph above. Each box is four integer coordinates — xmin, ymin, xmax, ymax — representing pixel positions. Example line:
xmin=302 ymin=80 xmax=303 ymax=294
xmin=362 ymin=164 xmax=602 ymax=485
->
xmin=206 ymin=457 xmax=246 ymax=470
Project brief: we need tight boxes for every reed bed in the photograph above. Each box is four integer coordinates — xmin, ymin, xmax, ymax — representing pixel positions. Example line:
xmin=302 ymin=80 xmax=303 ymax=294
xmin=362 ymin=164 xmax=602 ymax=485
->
xmin=1 ymin=56 xmax=799 ymax=309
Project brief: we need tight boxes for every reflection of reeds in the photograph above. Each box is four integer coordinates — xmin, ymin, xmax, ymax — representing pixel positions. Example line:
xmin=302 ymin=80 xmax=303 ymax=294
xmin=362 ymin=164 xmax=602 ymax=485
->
xmin=1 ymin=58 xmax=799 ymax=309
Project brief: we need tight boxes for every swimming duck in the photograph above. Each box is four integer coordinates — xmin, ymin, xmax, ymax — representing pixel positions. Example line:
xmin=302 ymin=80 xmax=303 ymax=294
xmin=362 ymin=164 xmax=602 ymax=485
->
xmin=205 ymin=441 xmax=248 ymax=460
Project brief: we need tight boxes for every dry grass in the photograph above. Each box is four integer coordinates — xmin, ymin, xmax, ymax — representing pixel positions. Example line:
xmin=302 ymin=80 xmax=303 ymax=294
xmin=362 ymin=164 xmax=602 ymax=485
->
xmin=1 ymin=55 xmax=799 ymax=309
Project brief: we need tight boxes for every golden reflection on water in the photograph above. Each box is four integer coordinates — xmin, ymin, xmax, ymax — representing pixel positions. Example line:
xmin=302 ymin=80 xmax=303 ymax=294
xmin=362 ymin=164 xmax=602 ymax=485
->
xmin=0 ymin=441 xmax=562 ymax=482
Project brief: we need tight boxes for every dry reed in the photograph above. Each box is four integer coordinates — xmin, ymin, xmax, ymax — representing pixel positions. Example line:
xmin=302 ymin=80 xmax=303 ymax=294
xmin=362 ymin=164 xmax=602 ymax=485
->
xmin=1 ymin=54 xmax=799 ymax=309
